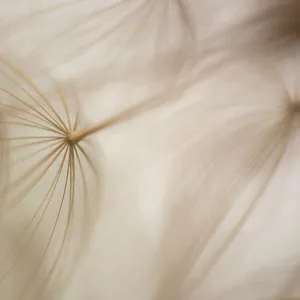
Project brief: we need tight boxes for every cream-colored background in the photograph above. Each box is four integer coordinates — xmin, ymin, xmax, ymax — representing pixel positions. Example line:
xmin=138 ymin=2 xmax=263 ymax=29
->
xmin=0 ymin=1 xmax=300 ymax=300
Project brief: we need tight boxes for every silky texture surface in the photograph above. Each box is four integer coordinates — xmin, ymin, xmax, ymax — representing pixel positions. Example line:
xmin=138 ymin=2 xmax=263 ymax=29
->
xmin=0 ymin=1 xmax=300 ymax=300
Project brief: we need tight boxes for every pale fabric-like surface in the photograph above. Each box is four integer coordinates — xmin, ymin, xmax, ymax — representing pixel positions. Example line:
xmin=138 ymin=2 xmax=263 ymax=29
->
xmin=0 ymin=1 xmax=300 ymax=300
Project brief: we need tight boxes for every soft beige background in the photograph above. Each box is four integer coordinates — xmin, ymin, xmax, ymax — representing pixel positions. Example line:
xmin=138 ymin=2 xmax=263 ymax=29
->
xmin=0 ymin=1 xmax=300 ymax=300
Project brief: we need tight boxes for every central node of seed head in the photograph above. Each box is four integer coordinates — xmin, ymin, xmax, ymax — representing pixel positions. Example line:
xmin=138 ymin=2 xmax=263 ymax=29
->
xmin=288 ymin=101 xmax=300 ymax=128
xmin=66 ymin=131 xmax=82 ymax=145
xmin=290 ymin=102 xmax=300 ymax=114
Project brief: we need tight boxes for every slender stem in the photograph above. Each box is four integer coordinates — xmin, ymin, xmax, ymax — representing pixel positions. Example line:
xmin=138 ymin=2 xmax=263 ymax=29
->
xmin=67 ymin=113 xmax=126 ymax=144
xmin=67 ymin=75 xmax=174 ymax=144
xmin=67 ymin=122 xmax=107 ymax=144
xmin=67 ymin=98 xmax=151 ymax=144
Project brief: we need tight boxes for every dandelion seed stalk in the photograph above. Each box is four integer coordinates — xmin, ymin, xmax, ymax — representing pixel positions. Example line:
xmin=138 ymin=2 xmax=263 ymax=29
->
xmin=67 ymin=122 xmax=107 ymax=144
